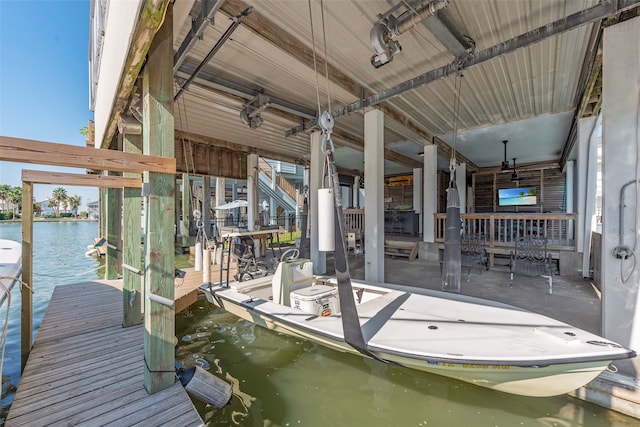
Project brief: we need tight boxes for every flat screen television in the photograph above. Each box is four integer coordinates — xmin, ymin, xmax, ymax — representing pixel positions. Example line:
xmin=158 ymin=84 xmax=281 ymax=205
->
xmin=498 ymin=186 xmax=537 ymax=206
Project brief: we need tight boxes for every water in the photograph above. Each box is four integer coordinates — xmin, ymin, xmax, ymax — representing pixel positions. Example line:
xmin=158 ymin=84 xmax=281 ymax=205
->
xmin=176 ymin=302 xmax=638 ymax=427
xmin=1 ymin=221 xmax=638 ymax=426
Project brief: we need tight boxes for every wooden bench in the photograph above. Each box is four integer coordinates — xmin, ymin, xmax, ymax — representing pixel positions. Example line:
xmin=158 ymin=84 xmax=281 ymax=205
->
xmin=510 ymin=237 xmax=554 ymax=294
xmin=384 ymin=239 xmax=418 ymax=261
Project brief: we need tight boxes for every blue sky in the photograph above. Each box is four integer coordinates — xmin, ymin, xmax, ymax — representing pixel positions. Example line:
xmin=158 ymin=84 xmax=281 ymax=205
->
xmin=0 ymin=0 xmax=97 ymax=210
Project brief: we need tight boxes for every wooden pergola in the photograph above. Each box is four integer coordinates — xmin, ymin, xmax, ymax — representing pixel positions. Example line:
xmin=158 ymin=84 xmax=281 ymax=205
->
xmin=1 ymin=112 xmax=176 ymax=394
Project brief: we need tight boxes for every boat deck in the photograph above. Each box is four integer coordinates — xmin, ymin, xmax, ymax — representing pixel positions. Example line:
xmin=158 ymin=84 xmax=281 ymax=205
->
xmin=5 ymin=279 xmax=205 ymax=426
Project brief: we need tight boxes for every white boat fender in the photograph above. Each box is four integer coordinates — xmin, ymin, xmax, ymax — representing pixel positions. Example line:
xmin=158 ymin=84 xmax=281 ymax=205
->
xmin=177 ymin=366 xmax=232 ymax=408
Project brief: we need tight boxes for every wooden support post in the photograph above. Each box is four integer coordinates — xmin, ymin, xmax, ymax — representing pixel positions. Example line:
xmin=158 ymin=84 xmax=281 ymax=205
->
xmin=99 ymin=188 xmax=105 ymax=241
xmin=123 ymin=131 xmax=143 ymax=327
xmin=143 ymin=3 xmax=175 ymax=394
xmin=105 ymin=172 xmax=121 ymax=280
xmin=20 ymin=182 xmax=33 ymax=372
xmin=181 ymin=173 xmax=190 ymax=249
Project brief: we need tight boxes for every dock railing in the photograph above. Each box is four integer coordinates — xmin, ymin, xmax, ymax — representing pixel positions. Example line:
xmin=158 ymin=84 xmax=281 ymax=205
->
xmin=343 ymin=209 xmax=364 ymax=234
xmin=335 ymin=211 xmax=576 ymax=254
xmin=435 ymin=213 xmax=577 ymax=252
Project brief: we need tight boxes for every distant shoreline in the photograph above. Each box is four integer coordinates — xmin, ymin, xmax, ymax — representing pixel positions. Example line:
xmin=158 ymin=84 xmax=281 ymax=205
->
xmin=0 ymin=218 xmax=98 ymax=223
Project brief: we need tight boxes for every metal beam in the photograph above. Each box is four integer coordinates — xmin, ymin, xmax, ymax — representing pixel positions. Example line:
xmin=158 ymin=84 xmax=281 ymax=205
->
xmin=173 ymin=0 xmax=225 ymax=72
xmin=422 ymin=12 xmax=470 ymax=58
xmin=174 ymin=6 xmax=252 ymax=101
xmin=175 ymin=68 xmax=317 ymax=119
xmin=220 ymin=0 xmax=457 ymax=166
xmin=287 ymin=0 xmax=640 ymax=131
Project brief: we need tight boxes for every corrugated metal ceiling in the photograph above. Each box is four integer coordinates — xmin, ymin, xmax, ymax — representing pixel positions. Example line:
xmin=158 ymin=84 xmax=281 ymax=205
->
xmin=171 ymin=0 xmax=602 ymax=173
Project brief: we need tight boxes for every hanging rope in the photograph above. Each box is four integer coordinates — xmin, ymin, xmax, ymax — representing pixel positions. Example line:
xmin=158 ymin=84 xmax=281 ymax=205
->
xmin=307 ymin=0 xmax=322 ymax=115
xmin=175 ymin=79 xmax=208 ymax=256
xmin=442 ymin=64 xmax=465 ymax=294
xmin=307 ymin=3 xmax=387 ymax=363
xmin=175 ymin=82 xmax=197 ymax=216
xmin=308 ymin=0 xmax=333 ymax=119
xmin=319 ymin=0 xmax=331 ymax=113
xmin=449 ymin=68 xmax=463 ymax=174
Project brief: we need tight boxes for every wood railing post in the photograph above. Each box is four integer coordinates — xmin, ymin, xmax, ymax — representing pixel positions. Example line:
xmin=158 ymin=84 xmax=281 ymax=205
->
xmin=21 ymin=181 xmax=33 ymax=372
xmin=123 ymin=131 xmax=143 ymax=327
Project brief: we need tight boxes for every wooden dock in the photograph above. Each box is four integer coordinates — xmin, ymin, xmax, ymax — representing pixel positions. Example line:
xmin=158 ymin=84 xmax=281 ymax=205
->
xmin=6 ymin=278 xmax=206 ymax=426
xmin=175 ymin=264 xmax=236 ymax=313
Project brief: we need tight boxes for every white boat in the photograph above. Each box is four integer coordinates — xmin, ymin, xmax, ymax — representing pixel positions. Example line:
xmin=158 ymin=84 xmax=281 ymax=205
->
xmin=200 ymin=256 xmax=635 ymax=397
xmin=0 ymin=239 xmax=22 ymax=307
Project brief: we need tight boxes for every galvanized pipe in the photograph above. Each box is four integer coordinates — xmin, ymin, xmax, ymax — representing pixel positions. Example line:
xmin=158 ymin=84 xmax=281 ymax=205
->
xmin=396 ymin=0 xmax=449 ymax=34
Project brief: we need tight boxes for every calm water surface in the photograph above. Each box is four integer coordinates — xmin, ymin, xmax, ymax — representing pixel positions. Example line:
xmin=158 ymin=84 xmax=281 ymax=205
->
xmin=1 ymin=221 xmax=638 ymax=426
xmin=176 ymin=304 xmax=638 ymax=427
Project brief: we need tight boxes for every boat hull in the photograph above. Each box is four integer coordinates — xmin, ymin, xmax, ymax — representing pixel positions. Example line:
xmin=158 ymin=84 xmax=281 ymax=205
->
xmin=200 ymin=280 xmax=633 ymax=397
xmin=0 ymin=239 xmax=22 ymax=307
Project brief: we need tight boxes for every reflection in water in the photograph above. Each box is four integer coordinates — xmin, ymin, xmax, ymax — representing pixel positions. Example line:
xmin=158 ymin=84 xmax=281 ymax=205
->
xmin=176 ymin=301 xmax=637 ymax=427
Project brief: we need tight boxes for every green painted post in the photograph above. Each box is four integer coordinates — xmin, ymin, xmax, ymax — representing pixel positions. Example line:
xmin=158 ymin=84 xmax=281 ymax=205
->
xmin=123 ymin=131 xmax=142 ymax=327
xmin=99 ymin=188 xmax=105 ymax=240
xmin=143 ymin=3 xmax=175 ymax=394
xmin=105 ymin=172 xmax=121 ymax=280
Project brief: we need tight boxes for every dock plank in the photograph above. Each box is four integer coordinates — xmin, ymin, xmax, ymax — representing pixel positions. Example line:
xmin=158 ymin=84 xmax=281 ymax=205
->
xmin=6 ymin=280 xmax=204 ymax=426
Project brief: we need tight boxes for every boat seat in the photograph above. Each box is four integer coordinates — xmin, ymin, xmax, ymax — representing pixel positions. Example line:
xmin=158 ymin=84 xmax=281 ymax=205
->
xmin=272 ymin=258 xmax=314 ymax=306
xmin=230 ymin=275 xmax=272 ymax=294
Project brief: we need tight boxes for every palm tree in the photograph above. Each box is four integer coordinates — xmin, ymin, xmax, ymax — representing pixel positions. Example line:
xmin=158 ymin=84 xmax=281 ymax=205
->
xmin=8 ymin=186 xmax=22 ymax=218
xmin=0 ymin=184 xmax=10 ymax=212
xmin=69 ymin=194 xmax=82 ymax=218
xmin=47 ymin=199 xmax=57 ymax=216
xmin=51 ymin=187 xmax=67 ymax=217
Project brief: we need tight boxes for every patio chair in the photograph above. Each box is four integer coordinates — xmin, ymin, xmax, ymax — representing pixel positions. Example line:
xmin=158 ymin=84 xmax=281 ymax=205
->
xmin=510 ymin=236 xmax=553 ymax=294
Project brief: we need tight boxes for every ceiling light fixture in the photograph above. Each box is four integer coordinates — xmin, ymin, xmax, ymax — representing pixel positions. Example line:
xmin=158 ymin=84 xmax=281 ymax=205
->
xmin=511 ymin=158 xmax=521 ymax=182
xmin=501 ymin=140 xmax=511 ymax=172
